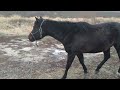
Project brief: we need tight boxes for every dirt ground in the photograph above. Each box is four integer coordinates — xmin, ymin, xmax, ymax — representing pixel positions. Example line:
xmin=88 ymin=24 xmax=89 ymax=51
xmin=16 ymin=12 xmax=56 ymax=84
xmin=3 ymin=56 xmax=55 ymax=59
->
xmin=0 ymin=35 xmax=120 ymax=79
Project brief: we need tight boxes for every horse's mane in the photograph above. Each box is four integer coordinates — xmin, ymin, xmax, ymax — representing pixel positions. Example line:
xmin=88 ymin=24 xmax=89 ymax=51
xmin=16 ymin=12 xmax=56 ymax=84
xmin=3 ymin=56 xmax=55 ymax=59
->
xmin=45 ymin=19 xmax=94 ymax=32
xmin=44 ymin=19 xmax=120 ymax=33
xmin=45 ymin=18 xmax=89 ymax=25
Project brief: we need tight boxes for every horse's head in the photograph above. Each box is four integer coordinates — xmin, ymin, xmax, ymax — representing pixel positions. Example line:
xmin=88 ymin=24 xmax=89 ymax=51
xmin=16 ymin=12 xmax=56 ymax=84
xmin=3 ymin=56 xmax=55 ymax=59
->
xmin=28 ymin=16 xmax=46 ymax=42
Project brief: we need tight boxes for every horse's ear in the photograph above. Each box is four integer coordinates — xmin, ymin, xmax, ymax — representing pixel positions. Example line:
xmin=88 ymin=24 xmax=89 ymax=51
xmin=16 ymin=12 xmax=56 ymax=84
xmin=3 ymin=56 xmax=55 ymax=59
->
xmin=35 ymin=17 xmax=39 ymax=21
xmin=40 ymin=16 xmax=43 ymax=19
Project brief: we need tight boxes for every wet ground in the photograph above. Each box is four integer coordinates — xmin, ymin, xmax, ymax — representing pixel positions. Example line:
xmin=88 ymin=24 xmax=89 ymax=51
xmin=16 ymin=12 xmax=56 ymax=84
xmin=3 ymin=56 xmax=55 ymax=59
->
xmin=0 ymin=35 xmax=120 ymax=79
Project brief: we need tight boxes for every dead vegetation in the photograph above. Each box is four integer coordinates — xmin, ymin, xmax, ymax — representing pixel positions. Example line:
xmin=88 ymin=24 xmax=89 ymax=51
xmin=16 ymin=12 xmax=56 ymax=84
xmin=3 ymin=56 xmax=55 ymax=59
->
xmin=1 ymin=15 xmax=120 ymax=36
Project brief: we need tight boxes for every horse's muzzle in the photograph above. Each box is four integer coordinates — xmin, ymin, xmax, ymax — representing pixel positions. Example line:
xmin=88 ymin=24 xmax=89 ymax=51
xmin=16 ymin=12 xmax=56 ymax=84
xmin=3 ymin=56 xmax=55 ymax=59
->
xmin=28 ymin=34 xmax=34 ymax=42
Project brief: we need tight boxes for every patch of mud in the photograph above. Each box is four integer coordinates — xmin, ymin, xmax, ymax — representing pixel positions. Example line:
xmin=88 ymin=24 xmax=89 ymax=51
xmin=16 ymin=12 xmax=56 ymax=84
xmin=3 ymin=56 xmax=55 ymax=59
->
xmin=1 ymin=47 xmax=20 ymax=56
xmin=0 ymin=35 xmax=120 ymax=79
xmin=0 ymin=36 xmax=67 ymax=63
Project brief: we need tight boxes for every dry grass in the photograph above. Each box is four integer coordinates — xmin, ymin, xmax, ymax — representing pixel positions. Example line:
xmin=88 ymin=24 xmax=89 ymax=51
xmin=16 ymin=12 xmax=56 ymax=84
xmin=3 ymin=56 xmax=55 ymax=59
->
xmin=0 ymin=15 xmax=34 ymax=36
xmin=1 ymin=15 xmax=120 ymax=36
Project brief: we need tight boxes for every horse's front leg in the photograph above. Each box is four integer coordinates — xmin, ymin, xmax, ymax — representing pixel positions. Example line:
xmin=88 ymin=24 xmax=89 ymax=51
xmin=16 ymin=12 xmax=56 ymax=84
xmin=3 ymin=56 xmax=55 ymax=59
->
xmin=77 ymin=53 xmax=88 ymax=79
xmin=62 ymin=53 xmax=75 ymax=79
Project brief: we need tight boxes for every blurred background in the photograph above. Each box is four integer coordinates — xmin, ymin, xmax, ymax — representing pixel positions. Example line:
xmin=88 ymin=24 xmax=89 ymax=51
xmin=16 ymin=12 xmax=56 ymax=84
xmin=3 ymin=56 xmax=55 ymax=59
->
xmin=0 ymin=11 xmax=120 ymax=18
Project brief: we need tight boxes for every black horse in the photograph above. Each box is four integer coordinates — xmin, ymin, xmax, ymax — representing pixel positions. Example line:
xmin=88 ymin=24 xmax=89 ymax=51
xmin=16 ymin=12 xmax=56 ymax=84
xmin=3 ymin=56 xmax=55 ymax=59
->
xmin=28 ymin=16 xmax=120 ymax=79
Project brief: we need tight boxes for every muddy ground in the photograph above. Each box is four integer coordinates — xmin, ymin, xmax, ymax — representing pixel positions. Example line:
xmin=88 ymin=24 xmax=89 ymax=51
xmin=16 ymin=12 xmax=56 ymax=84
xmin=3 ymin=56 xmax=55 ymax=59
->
xmin=0 ymin=35 xmax=120 ymax=79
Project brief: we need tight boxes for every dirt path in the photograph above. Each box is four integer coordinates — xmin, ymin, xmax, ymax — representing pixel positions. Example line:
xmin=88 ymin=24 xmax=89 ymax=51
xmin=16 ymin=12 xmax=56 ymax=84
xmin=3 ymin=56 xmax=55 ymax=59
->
xmin=0 ymin=35 xmax=120 ymax=79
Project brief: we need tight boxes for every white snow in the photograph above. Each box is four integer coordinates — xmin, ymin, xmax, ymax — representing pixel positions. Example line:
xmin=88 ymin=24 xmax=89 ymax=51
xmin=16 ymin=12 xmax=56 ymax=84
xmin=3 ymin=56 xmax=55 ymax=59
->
xmin=1 ymin=48 xmax=19 ymax=56
xmin=20 ymin=47 xmax=32 ymax=51
xmin=52 ymin=49 xmax=66 ymax=55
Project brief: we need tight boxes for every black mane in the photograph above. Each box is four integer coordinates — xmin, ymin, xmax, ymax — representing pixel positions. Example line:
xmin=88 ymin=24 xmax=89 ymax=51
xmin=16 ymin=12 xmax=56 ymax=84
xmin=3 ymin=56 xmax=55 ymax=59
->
xmin=45 ymin=19 xmax=120 ymax=33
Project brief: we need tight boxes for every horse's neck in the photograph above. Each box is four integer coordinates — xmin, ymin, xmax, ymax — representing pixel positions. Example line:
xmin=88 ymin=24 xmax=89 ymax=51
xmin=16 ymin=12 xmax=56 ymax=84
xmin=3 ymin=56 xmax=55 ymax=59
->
xmin=46 ymin=21 xmax=68 ymax=43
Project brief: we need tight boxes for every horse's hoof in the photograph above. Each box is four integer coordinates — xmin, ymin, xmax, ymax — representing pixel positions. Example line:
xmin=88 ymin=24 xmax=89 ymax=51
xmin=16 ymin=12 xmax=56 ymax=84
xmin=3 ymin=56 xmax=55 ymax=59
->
xmin=61 ymin=76 xmax=66 ymax=79
xmin=61 ymin=78 xmax=66 ymax=79
xmin=84 ymin=73 xmax=88 ymax=79
xmin=84 ymin=70 xmax=88 ymax=74
xmin=95 ymin=70 xmax=99 ymax=74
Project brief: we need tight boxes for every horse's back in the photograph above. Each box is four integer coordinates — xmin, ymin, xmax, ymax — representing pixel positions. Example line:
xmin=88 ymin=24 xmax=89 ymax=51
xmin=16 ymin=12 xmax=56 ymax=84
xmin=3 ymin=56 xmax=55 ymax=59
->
xmin=70 ymin=22 xmax=120 ymax=53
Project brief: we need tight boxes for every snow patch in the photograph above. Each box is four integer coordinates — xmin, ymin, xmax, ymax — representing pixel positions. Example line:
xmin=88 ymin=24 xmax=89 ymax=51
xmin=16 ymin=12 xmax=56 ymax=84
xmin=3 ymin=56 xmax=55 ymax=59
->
xmin=52 ymin=49 xmax=66 ymax=55
xmin=20 ymin=47 xmax=32 ymax=51
xmin=1 ymin=48 xmax=19 ymax=56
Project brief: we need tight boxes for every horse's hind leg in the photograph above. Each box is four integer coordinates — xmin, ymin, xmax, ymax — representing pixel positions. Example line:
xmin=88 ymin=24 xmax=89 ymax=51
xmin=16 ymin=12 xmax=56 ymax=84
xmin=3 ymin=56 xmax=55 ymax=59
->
xmin=62 ymin=53 xmax=75 ymax=79
xmin=77 ymin=53 xmax=88 ymax=73
xmin=95 ymin=49 xmax=110 ymax=74
xmin=114 ymin=44 xmax=120 ymax=76
xmin=77 ymin=53 xmax=88 ymax=79
xmin=114 ymin=44 xmax=120 ymax=62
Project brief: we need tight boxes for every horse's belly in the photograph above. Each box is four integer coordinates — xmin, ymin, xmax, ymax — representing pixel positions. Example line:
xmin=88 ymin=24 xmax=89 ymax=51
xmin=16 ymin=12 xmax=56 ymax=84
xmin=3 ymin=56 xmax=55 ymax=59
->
xmin=72 ymin=34 xmax=116 ymax=53
xmin=79 ymin=45 xmax=104 ymax=53
xmin=73 ymin=41 xmax=113 ymax=53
